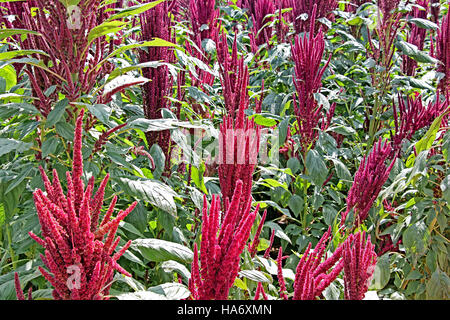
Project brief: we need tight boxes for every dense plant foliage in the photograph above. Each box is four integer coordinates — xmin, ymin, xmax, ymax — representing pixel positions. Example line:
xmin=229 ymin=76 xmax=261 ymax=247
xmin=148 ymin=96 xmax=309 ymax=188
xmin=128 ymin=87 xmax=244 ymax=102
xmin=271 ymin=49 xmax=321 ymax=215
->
xmin=0 ymin=0 xmax=448 ymax=300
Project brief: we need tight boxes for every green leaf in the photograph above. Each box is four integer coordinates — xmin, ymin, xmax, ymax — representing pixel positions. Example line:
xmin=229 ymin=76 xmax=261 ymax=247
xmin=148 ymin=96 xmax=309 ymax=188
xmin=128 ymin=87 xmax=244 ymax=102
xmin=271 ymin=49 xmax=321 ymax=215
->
xmin=238 ymin=270 xmax=272 ymax=283
xmin=0 ymin=49 xmax=49 ymax=60
xmin=4 ymin=165 xmax=33 ymax=195
xmin=288 ymin=194 xmax=304 ymax=218
xmin=0 ymin=65 xmax=17 ymax=91
xmin=86 ymin=103 xmax=111 ymax=124
xmin=114 ymin=177 xmax=178 ymax=216
xmin=440 ymin=175 xmax=450 ymax=203
xmin=0 ymin=138 xmax=32 ymax=157
xmin=41 ymin=136 xmax=59 ymax=158
xmin=116 ymin=283 xmax=190 ymax=300
xmin=45 ymin=98 xmax=69 ymax=128
xmin=160 ymin=260 xmax=191 ymax=281
xmin=330 ymin=157 xmax=352 ymax=181
xmin=426 ymin=268 xmax=450 ymax=300
xmin=131 ymin=238 xmax=193 ymax=264
xmin=87 ymin=20 xmax=127 ymax=43
xmin=403 ymin=221 xmax=430 ymax=260
xmin=396 ymin=40 xmax=438 ymax=64
xmin=409 ymin=18 xmax=438 ymax=30
xmin=370 ymin=253 xmax=390 ymax=290
xmin=190 ymin=163 xmax=208 ymax=194
xmin=249 ymin=114 xmax=277 ymax=127
xmin=107 ymin=0 xmax=165 ymax=21
xmin=306 ymin=150 xmax=329 ymax=186
xmin=415 ymin=112 xmax=447 ymax=155
xmin=0 ymin=28 xmax=41 ymax=41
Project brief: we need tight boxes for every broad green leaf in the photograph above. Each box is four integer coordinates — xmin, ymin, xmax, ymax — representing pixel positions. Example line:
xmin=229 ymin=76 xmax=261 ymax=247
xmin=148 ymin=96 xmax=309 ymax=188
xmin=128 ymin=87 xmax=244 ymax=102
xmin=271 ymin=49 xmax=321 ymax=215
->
xmin=238 ymin=270 xmax=272 ymax=283
xmin=0 ymin=28 xmax=41 ymax=41
xmin=414 ymin=111 xmax=447 ymax=155
xmin=87 ymin=20 xmax=127 ymax=43
xmin=160 ymin=260 xmax=191 ymax=281
xmin=45 ymin=98 xmax=69 ymax=128
xmin=117 ymin=282 xmax=190 ymax=300
xmin=131 ymin=238 xmax=193 ymax=263
xmin=0 ymin=65 xmax=16 ymax=90
xmin=0 ymin=49 xmax=49 ymax=60
xmin=107 ymin=0 xmax=165 ymax=21
xmin=86 ymin=103 xmax=111 ymax=124
xmin=409 ymin=18 xmax=438 ymax=30
xmin=249 ymin=114 xmax=277 ymax=127
xmin=306 ymin=149 xmax=329 ymax=186
xmin=403 ymin=221 xmax=430 ymax=260
xmin=0 ymin=138 xmax=32 ymax=157
xmin=396 ymin=40 xmax=438 ymax=64
xmin=114 ymin=177 xmax=178 ymax=216
xmin=426 ymin=268 xmax=450 ymax=300
xmin=370 ymin=253 xmax=390 ymax=290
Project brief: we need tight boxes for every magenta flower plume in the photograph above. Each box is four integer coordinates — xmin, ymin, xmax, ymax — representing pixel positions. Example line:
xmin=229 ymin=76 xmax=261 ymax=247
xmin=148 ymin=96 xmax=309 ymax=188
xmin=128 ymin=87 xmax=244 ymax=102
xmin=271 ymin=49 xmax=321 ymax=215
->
xmin=292 ymin=0 xmax=338 ymax=34
xmin=378 ymin=0 xmax=401 ymax=20
xmin=435 ymin=7 xmax=450 ymax=94
xmin=254 ymin=282 xmax=268 ymax=300
xmin=342 ymin=232 xmax=377 ymax=300
xmin=189 ymin=0 xmax=219 ymax=44
xmin=184 ymin=0 xmax=218 ymax=93
xmin=276 ymin=227 xmax=344 ymax=300
xmin=139 ymin=2 xmax=176 ymax=173
xmin=277 ymin=247 xmax=289 ymax=300
xmin=218 ymin=106 xmax=261 ymax=212
xmin=14 ymin=272 xmax=25 ymax=301
xmin=341 ymin=138 xmax=397 ymax=228
xmin=189 ymin=180 xmax=260 ymax=300
xmin=291 ymin=5 xmax=332 ymax=155
xmin=291 ymin=227 xmax=344 ymax=300
xmin=391 ymin=93 xmax=447 ymax=153
xmin=0 ymin=1 xmax=112 ymax=116
xmin=402 ymin=0 xmax=430 ymax=76
xmin=30 ymin=109 xmax=137 ymax=300
xmin=248 ymin=209 xmax=267 ymax=257
xmin=241 ymin=0 xmax=276 ymax=51
xmin=217 ymin=32 xmax=250 ymax=119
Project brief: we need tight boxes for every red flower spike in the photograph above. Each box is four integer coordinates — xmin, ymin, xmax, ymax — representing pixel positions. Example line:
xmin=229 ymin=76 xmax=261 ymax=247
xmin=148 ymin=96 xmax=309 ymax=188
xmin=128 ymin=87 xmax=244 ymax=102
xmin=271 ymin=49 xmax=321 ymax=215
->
xmin=139 ymin=1 xmax=176 ymax=174
xmin=277 ymin=247 xmax=289 ymax=300
xmin=291 ymin=4 xmax=333 ymax=154
xmin=292 ymin=0 xmax=338 ymax=34
xmin=31 ymin=110 xmax=136 ymax=300
xmin=435 ymin=7 xmax=450 ymax=95
xmin=342 ymin=232 xmax=377 ymax=300
xmin=248 ymin=209 xmax=267 ymax=257
xmin=291 ymin=227 xmax=344 ymax=300
xmin=341 ymin=138 xmax=397 ymax=228
xmin=190 ymin=180 xmax=259 ymax=300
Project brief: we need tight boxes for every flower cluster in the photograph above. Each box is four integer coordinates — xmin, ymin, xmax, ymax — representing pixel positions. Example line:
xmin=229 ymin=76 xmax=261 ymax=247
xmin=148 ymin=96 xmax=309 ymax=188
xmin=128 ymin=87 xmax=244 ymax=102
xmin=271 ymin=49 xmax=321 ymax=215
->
xmin=189 ymin=0 xmax=220 ymax=44
xmin=139 ymin=2 xmax=176 ymax=173
xmin=0 ymin=0 xmax=111 ymax=116
xmin=292 ymin=0 xmax=338 ymax=34
xmin=291 ymin=227 xmax=344 ymax=300
xmin=342 ymin=232 xmax=377 ymax=300
xmin=218 ymin=106 xmax=261 ymax=210
xmin=341 ymin=138 xmax=397 ymax=228
xmin=291 ymin=5 xmax=333 ymax=156
xmin=435 ymin=7 xmax=449 ymax=95
xmin=27 ymin=109 xmax=136 ymax=300
xmin=217 ymin=32 xmax=250 ymax=119
xmin=189 ymin=180 xmax=259 ymax=300
xmin=391 ymin=93 xmax=447 ymax=153
xmin=402 ymin=0 xmax=430 ymax=76
xmin=241 ymin=0 xmax=276 ymax=51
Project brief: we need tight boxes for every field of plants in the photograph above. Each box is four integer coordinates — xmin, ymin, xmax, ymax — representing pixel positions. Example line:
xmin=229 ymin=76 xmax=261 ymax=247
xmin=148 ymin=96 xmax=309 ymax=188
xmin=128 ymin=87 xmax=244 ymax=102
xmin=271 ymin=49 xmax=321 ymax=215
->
xmin=0 ymin=0 xmax=448 ymax=301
